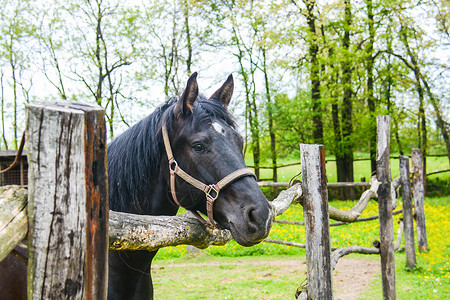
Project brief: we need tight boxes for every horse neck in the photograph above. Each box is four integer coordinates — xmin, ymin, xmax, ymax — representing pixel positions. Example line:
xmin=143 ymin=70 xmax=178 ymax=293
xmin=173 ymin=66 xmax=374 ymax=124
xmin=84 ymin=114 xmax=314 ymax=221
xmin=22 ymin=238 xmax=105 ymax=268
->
xmin=108 ymin=112 xmax=177 ymax=216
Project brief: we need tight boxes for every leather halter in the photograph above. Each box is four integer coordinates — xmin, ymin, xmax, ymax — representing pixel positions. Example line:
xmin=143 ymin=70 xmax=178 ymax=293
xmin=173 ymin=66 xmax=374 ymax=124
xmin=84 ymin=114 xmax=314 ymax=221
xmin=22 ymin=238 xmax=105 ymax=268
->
xmin=162 ymin=123 xmax=256 ymax=228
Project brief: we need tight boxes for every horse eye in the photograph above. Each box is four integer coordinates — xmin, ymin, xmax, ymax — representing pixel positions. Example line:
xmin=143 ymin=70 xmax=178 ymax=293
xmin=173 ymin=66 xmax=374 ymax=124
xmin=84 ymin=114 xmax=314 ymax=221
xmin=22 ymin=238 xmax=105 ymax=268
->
xmin=192 ymin=143 xmax=205 ymax=153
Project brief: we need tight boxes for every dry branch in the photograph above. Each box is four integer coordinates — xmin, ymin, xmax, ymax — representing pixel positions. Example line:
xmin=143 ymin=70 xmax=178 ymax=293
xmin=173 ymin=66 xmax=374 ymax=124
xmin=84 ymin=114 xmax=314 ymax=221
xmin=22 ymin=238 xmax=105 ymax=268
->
xmin=109 ymin=212 xmax=232 ymax=251
xmin=0 ymin=183 xmax=303 ymax=255
xmin=278 ymin=176 xmax=400 ymax=224
xmin=260 ymin=238 xmax=306 ymax=249
xmin=0 ymin=176 xmax=400 ymax=255
xmin=110 ymin=183 xmax=303 ymax=250
xmin=327 ymin=176 xmax=400 ymax=222
xmin=330 ymin=246 xmax=380 ymax=271
xmin=329 ymin=211 xmax=406 ymax=274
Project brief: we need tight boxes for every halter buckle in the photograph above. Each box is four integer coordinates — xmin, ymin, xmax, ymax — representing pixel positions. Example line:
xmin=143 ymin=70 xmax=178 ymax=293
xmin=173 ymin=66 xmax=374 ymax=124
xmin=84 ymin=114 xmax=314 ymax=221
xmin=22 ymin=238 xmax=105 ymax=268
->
xmin=169 ymin=159 xmax=178 ymax=174
xmin=205 ymin=185 xmax=219 ymax=201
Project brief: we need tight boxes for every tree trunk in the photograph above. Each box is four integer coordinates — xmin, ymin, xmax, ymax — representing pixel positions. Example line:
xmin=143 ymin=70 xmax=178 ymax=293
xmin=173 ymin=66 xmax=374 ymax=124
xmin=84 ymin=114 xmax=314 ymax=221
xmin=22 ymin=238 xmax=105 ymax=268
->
xmin=250 ymin=90 xmax=261 ymax=180
xmin=304 ymin=0 xmax=323 ymax=145
xmin=262 ymin=47 xmax=278 ymax=194
xmin=366 ymin=0 xmax=376 ymax=173
xmin=337 ymin=0 xmax=355 ymax=199
xmin=94 ymin=1 xmax=103 ymax=107
xmin=232 ymin=25 xmax=260 ymax=179
xmin=184 ymin=0 xmax=192 ymax=75
xmin=400 ymin=26 xmax=428 ymax=184
xmin=0 ymin=73 xmax=8 ymax=149
xmin=421 ymin=79 xmax=450 ymax=165
xmin=9 ymin=41 xmax=18 ymax=149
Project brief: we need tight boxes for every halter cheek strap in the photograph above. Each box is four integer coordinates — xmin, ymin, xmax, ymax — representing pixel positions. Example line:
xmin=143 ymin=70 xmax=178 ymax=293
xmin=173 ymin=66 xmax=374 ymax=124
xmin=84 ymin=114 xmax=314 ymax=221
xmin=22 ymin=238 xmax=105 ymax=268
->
xmin=162 ymin=123 xmax=256 ymax=228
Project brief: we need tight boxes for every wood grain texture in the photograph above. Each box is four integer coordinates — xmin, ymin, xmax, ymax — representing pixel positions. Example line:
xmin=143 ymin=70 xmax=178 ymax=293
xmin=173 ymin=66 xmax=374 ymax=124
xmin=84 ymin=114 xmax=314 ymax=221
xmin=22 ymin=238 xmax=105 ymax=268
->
xmin=0 ymin=186 xmax=28 ymax=262
xmin=0 ymin=182 xmax=301 ymax=255
xmin=376 ymin=115 xmax=396 ymax=299
xmin=411 ymin=148 xmax=428 ymax=252
xmin=300 ymin=144 xmax=333 ymax=300
xmin=26 ymin=101 xmax=107 ymax=300
xmin=399 ymin=156 xmax=417 ymax=269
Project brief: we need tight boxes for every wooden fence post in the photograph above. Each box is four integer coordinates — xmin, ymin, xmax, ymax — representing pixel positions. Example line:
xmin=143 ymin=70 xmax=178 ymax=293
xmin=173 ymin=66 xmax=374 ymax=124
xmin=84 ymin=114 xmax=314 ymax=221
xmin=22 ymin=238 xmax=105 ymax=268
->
xmin=26 ymin=101 xmax=108 ymax=299
xmin=411 ymin=148 xmax=428 ymax=252
xmin=399 ymin=156 xmax=416 ymax=269
xmin=300 ymin=144 xmax=333 ymax=300
xmin=376 ymin=116 xmax=396 ymax=299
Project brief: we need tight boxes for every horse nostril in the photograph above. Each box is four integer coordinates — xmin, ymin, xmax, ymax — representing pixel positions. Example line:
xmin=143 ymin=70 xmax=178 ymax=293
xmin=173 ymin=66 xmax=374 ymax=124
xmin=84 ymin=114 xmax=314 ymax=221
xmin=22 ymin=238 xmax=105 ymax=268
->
xmin=245 ymin=207 xmax=259 ymax=229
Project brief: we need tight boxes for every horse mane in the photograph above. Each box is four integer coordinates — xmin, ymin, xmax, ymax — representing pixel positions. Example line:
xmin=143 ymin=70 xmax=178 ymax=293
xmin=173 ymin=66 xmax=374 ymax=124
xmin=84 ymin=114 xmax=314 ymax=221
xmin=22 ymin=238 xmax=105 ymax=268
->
xmin=107 ymin=95 xmax=236 ymax=214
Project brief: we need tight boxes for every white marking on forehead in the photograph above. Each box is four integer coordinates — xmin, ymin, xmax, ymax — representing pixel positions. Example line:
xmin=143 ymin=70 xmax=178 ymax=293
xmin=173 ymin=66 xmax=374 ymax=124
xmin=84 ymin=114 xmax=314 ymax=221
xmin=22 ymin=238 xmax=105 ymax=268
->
xmin=212 ymin=122 xmax=226 ymax=136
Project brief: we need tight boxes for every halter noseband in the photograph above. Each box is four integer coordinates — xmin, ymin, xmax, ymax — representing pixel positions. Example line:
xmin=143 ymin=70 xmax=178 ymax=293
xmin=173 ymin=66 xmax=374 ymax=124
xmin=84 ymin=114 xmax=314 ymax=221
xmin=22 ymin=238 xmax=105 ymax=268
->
xmin=162 ymin=123 xmax=256 ymax=228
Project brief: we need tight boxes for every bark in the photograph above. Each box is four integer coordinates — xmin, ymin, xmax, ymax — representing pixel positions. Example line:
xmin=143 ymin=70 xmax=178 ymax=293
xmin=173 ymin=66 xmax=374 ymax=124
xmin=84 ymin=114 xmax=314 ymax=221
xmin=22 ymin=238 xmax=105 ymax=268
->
xmin=376 ymin=116 xmax=396 ymax=299
xmin=0 ymin=73 xmax=8 ymax=149
xmin=366 ymin=0 xmax=376 ymax=173
xmin=0 ymin=186 xmax=28 ymax=263
xmin=109 ymin=212 xmax=233 ymax=251
xmin=420 ymin=76 xmax=450 ymax=165
xmin=9 ymin=39 xmax=18 ymax=149
xmin=261 ymin=47 xmax=278 ymax=194
xmin=385 ymin=49 xmax=450 ymax=164
xmin=338 ymin=0 xmax=355 ymax=199
xmin=183 ymin=0 xmax=192 ymax=75
xmin=300 ymin=144 xmax=333 ymax=300
xmin=304 ymin=0 xmax=323 ymax=144
xmin=0 ymin=174 xmax=403 ymax=257
xmin=400 ymin=26 xmax=427 ymax=179
xmin=232 ymin=24 xmax=260 ymax=179
xmin=249 ymin=64 xmax=261 ymax=180
xmin=26 ymin=101 xmax=108 ymax=299
xmin=307 ymin=176 xmax=399 ymax=223
xmin=411 ymin=149 xmax=429 ymax=252
xmin=94 ymin=0 xmax=104 ymax=107
xmin=400 ymin=155 xmax=416 ymax=269
xmin=0 ymin=183 xmax=303 ymax=255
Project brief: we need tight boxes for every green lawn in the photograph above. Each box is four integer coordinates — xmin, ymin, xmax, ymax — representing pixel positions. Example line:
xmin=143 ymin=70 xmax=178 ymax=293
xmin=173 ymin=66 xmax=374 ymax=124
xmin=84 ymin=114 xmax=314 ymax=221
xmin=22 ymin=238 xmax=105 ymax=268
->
xmin=154 ymin=156 xmax=449 ymax=299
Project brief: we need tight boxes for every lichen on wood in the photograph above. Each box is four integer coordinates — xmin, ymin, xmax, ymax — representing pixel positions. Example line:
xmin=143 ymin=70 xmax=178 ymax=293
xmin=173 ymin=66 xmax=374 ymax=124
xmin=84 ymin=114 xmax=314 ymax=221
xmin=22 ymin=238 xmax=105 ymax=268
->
xmin=0 ymin=185 xmax=28 ymax=262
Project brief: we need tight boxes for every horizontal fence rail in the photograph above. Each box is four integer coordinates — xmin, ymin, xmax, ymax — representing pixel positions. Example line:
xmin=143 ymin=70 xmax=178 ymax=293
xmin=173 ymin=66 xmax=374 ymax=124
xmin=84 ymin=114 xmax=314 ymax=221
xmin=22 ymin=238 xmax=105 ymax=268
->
xmin=258 ymin=181 xmax=372 ymax=187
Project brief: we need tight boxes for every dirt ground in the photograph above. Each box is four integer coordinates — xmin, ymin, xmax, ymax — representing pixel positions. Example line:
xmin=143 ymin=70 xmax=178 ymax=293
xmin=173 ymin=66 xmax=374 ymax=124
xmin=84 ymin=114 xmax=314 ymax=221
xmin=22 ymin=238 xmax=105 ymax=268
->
xmin=333 ymin=257 xmax=381 ymax=299
xmin=153 ymin=256 xmax=381 ymax=299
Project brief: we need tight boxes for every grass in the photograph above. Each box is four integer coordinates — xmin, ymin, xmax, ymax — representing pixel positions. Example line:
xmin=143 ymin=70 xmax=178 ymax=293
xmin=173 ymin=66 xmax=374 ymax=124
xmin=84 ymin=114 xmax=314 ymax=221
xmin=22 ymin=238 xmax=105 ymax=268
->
xmin=153 ymin=156 xmax=449 ymax=299
xmin=152 ymin=255 xmax=306 ymax=299
xmin=154 ymin=196 xmax=450 ymax=299
xmin=361 ymin=196 xmax=450 ymax=300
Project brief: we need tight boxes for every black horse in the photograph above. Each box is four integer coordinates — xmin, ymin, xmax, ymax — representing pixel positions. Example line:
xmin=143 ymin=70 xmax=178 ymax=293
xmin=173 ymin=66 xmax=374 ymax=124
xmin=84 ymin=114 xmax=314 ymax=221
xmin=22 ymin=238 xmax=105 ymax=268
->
xmin=108 ymin=72 xmax=273 ymax=299
xmin=0 ymin=73 xmax=274 ymax=299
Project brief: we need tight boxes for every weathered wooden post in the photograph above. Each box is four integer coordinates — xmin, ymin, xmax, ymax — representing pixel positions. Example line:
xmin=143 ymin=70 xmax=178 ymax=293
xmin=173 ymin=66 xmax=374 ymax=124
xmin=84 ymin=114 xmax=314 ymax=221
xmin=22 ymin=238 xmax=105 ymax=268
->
xmin=376 ymin=115 xmax=396 ymax=299
xmin=300 ymin=144 xmax=333 ymax=300
xmin=411 ymin=148 xmax=428 ymax=252
xmin=399 ymin=156 xmax=416 ymax=269
xmin=26 ymin=101 xmax=108 ymax=299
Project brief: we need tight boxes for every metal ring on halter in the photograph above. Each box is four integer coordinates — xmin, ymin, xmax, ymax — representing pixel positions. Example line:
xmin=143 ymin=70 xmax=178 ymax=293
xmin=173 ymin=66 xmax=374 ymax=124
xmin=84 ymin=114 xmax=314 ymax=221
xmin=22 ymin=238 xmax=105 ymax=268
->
xmin=205 ymin=185 xmax=219 ymax=201
xmin=169 ymin=159 xmax=178 ymax=174
xmin=162 ymin=122 xmax=256 ymax=228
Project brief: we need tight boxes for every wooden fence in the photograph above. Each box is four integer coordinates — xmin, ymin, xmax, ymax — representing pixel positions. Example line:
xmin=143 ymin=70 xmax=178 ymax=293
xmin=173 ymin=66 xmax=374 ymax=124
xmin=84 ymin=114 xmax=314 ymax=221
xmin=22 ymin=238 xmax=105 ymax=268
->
xmin=273 ymin=116 xmax=428 ymax=300
xmin=0 ymin=102 xmax=429 ymax=300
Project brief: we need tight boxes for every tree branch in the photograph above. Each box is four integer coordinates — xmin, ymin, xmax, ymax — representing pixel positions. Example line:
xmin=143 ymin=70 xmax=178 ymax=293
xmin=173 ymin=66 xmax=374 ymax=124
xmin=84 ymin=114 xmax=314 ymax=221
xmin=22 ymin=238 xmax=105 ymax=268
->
xmin=0 ymin=183 xmax=303 ymax=254
xmin=0 ymin=176 xmax=401 ymax=254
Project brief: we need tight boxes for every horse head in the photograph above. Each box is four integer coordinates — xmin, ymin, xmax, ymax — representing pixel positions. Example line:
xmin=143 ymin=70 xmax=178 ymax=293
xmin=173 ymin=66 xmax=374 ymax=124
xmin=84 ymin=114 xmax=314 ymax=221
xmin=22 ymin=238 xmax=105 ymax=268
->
xmin=163 ymin=72 xmax=273 ymax=246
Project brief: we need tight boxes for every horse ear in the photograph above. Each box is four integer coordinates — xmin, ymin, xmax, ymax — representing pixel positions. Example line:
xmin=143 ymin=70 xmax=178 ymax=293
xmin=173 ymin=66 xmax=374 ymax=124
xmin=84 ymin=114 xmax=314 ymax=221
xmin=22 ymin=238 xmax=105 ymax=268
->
xmin=209 ymin=74 xmax=234 ymax=109
xmin=174 ymin=72 xmax=199 ymax=117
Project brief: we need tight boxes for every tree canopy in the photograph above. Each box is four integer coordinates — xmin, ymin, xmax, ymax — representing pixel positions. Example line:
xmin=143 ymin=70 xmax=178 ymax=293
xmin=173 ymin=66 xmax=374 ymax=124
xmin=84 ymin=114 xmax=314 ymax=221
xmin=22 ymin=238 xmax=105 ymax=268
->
xmin=1 ymin=0 xmax=449 ymax=182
